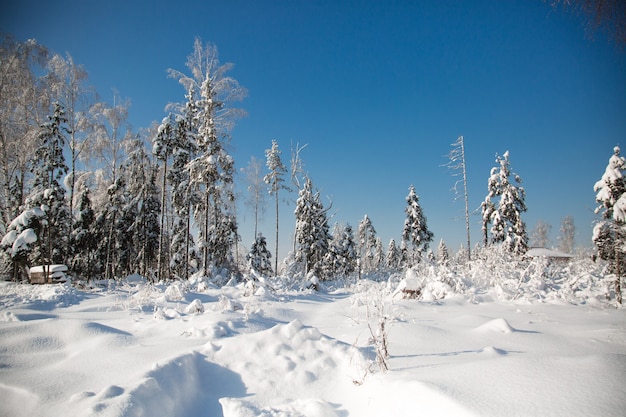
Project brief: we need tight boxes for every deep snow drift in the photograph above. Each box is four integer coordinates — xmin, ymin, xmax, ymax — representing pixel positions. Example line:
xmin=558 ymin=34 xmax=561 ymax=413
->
xmin=0 ymin=272 xmax=625 ymax=417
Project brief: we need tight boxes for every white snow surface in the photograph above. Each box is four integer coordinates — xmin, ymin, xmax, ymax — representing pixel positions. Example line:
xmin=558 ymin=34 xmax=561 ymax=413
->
xmin=0 ymin=276 xmax=624 ymax=417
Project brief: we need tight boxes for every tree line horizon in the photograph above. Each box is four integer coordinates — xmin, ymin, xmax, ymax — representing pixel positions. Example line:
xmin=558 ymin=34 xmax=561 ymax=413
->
xmin=1 ymin=34 xmax=617 ymax=289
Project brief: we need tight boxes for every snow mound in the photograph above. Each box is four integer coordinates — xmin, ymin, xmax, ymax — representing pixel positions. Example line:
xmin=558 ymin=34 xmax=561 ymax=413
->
xmin=220 ymin=397 xmax=343 ymax=417
xmin=479 ymin=346 xmax=508 ymax=356
xmin=475 ymin=318 xmax=516 ymax=333
xmin=211 ymin=319 xmax=367 ymax=411
xmin=71 ymin=351 xmax=245 ymax=417
xmin=184 ymin=299 xmax=204 ymax=314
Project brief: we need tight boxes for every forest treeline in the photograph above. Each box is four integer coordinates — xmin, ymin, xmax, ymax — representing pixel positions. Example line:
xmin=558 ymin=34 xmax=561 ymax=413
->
xmin=1 ymin=35 xmax=623 ymax=302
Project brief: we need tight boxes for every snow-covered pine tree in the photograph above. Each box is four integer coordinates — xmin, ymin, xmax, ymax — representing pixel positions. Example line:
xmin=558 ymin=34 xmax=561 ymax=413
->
xmin=358 ymin=214 xmax=378 ymax=275
xmin=402 ymin=185 xmax=434 ymax=265
xmin=481 ymin=151 xmax=528 ymax=254
xmin=134 ymin=162 xmax=161 ymax=279
xmin=152 ymin=113 xmax=177 ymax=280
xmin=557 ymin=215 xmax=575 ymax=254
xmin=27 ymin=102 xmax=71 ymax=266
xmin=246 ymin=233 xmax=273 ymax=277
xmin=264 ymin=139 xmax=289 ymax=275
xmin=327 ymin=223 xmax=357 ymax=278
xmin=168 ymin=109 xmax=199 ymax=280
xmin=95 ymin=173 xmax=126 ymax=280
xmin=1 ymin=207 xmax=46 ymax=281
xmin=294 ymin=177 xmax=331 ymax=279
xmin=437 ymin=239 xmax=450 ymax=267
xmin=373 ymin=237 xmax=385 ymax=272
xmin=386 ymin=239 xmax=401 ymax=271
xmin=70 ymin=182 xmax=98 ymax=280
xmin=593 ymin=146 xmax=626 ymax=303
xmin=168 ymin=39 xmax=246 ymax=275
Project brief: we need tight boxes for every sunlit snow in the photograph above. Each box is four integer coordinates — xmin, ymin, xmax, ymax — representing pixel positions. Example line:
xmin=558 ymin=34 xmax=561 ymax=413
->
xmin=0 ymin=266 xmax=624 ymax=417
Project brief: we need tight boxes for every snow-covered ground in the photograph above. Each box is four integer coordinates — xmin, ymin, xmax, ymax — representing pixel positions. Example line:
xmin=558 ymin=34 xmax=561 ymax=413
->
xmin=0 ymin=274 xmax=624 ymax=417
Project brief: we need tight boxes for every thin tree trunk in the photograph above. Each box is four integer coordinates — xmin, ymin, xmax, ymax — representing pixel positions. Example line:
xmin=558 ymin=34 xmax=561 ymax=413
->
xmin=615 ymin=227 xmax=622 ymax=305
xmin=185 ymin=199 xmax=191 ymax=280
xmin=157 ymin=160 xmax=167 ymax=282
xmin=203 ymin=187 xmax=210 ymax=274
xmin=274 ymin=191 xmax=279 ymax=275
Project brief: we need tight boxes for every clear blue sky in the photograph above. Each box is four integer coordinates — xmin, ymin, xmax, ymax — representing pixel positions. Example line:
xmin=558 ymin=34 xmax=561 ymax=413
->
xmin=3 ymin=0 xmax=626 ymax=259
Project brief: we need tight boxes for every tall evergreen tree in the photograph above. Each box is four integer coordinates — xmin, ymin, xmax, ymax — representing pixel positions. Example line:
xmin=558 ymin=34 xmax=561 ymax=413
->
xmin=373 ymin=237 xmax=385 ymax=272
xmin=168 ymin=38 xmax=246 ymax=274
xmin=593 ymin=146 xmax=626 ymax=303
xmin=28 ymin=102 xmax=71 ymax=266
xmin=152 ymin=114 xmax=177 ymax=280
xmin=402 ymin=185 xmax=433 ymax=265
xmin=437 ymin=239 xmax=450 ymax=267
xmin=246 ymin=233 xmax=273 ymax=277
xmin=481 ymin=151 xmax=528 ymax=254
xmin=95 ymin=172 xmax=125 ymax=280
xmin=358 ymin=215 xmax=378 ymax=274
xmin=386 ymin=239 xmax=400 ymax=271
xmin=168 ymin=109 xmax=198 ymax=280
xmin=128 ymin=152 xmax=161 ymax=278
xmin=70 ymin=182 xmax=98 ymax=280
xmin=326 ymin=223 xmax=357 ymax=278
xmin=264 ymin=139 xmax=289 ymax=275
xmin=294 ymin=177 xmax=331 ymax=278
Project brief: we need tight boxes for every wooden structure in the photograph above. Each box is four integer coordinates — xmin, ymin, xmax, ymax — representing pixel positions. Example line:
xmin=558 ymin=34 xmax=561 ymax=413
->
xmin=29 ymin=264 xmax=68 ymax=284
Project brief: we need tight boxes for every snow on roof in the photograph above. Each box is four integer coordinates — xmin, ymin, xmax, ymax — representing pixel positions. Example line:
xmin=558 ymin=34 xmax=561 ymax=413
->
xmin=30 ymin=264 xmax=68 ymax=274
xmin=525 ymin=247 xmax=573 ymax=258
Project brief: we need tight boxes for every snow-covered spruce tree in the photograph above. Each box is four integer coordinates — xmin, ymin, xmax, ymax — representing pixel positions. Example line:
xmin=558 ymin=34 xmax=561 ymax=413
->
xmin=593 ymin=146 xmax=626 ymax=303
xmin=1 ymin=207 xmax=46 ymax=281
xmin=264 ymin=139 xmax=289 ymax=275
xmin=168 ymin=109 xmax=199 ymax=280
xmin=326 ymin=223 xmax=357 ymax=278
xmin=437 ymin=239 xmax=450 ymax=267
xmin=481 ymin=151 xmax=528 ymax=255
xmin=373 ymin=237 xmax=385 ymax=272
xmin=358 ymin=214 xmax=378 ymax=275
xmin=123 ymin=141 xmax=161 ymax=278
xmin=294 ymin=177 xmax=332 ymax=279
xmin=94 ymin=173 xmax=125 ymax=280
xmin=558 ymin=215 xmax=576 ymax=254
xmin=168 ymin=38 xmax=246 ymax=275
xmin=27 ymin=102 xmax=71 ymax=266
xmin=152 ymin=113 xmax=177 ymax=280
xmin=70 ymin=182 xmax=98 ymax=280
xmin=246 ymin=233 xmax=273 ymax=277
xmin=402 ymin=185 xmax=433 ymax=265
xmin=386 ymin=239 xmax=401 ymax=271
